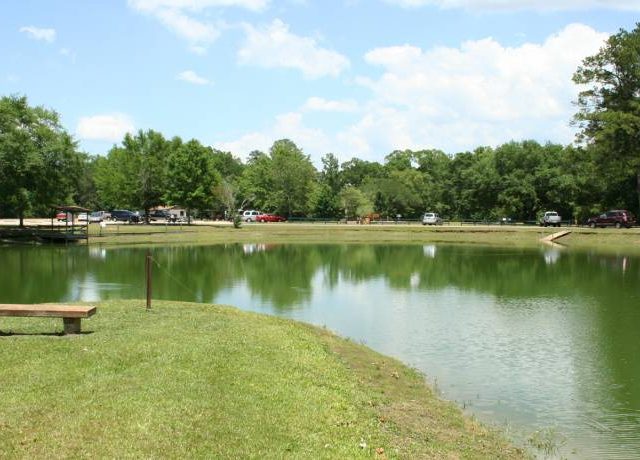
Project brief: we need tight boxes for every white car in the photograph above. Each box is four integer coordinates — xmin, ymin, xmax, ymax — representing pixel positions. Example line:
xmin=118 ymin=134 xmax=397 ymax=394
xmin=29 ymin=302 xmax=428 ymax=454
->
xmin=77 ymin=213 xmax=89 ymax=222
xmin=422 ymin=212 xmax=442 ymax=225
xmin=241 ymin=210 xmax=261 ymax=222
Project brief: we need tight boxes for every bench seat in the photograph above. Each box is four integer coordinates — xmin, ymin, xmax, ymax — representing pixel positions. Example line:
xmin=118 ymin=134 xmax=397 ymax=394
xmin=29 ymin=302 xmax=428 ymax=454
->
xmin=0 ymin=304 xmax=96 ymax=334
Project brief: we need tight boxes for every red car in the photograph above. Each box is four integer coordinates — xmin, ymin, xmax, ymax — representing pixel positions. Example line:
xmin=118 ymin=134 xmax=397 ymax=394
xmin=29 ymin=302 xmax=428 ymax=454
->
xmin=56 ymin=211 xmax=71 ymax=221
xmin=256 ymin=213 xmax=286 ymax=222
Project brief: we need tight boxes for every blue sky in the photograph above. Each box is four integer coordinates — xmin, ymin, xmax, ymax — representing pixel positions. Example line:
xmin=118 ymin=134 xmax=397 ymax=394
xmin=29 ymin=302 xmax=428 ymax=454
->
xmin=1 ymin=1 xmax=638 ymax=165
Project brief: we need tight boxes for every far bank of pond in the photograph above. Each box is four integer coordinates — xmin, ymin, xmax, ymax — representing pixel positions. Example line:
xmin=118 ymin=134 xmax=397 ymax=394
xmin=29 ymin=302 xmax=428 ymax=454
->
xmin=83 ymin=221 xmax=640 ymax=254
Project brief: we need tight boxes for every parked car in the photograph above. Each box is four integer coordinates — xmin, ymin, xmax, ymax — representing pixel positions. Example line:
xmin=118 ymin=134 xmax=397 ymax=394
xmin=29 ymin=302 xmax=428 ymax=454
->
xmin=149 ymin=209 xmax=171 ymax=221
xmin=56 ymin=211 xmax=68 ymax=221
xmin=586 ymin=210 xmax=635 ymax=228
xmin=540 ymin=211 xmax=562 ymax=227
xmin=89 ymin=211 xmax=110 ymax=223
xmin=77 ymin=213 xmax=89 ymax=222
xmin=241 ymin=210 xmax=261 ymax=222
xmin=110 ymin=209 xmax=140 ymax=223
xmin=256 ymin=213 xmax=286 ymax=223
xmin=422 ymin=212 xmax=442 ymax=225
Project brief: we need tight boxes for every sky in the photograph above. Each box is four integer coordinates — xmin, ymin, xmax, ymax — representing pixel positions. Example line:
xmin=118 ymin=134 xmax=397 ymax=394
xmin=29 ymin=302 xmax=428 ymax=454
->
xmin=1 ymin=1 xmax=638 ymax=165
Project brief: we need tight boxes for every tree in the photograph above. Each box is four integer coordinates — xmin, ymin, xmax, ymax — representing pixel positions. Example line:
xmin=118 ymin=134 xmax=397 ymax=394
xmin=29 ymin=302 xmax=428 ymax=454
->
xmin=238 ymin=150 xmax=271 ymax=211
xmin=320 ymin=153 xmax=342 ymax=194
xmin=448 ymin=148 xmax=499 ymax=220
xmin=310 ymin=153 xmax=342 ymax=218
xmin=0 ymin=95 xmax=79 ymax=225
xmin=214 ymin=179 xmax=238 ymax=220
xmin=362 ymin=171 xmax=423 ymax=219
xmin=128 ymin=130 xmax=169 ymax=218
xmin=93 ymin=130 xmax=170 ymax=215
xmin=340 ymin=158 xmax=384 ymax=187
xmin=339 ymin=185 xmax=372 ymax=220
xmin=573 ymin=23 xmax=640 ymax=213
xmin=73 ymin=153 xmax=100 ymax=210
xmin=384 ymin=150 xmax=414 ymax=171
xmin=165 ymin=138 xmax=220 ymax=222
xmin=268 ymin=139 xmax=316 ymax=217
xmin=414 ymin=149 xmax=451 ymax=216
xmin=308 ymin=182 xmax=340 ymax=218
xmin=210 ymin=149 xmax=244 ymax=179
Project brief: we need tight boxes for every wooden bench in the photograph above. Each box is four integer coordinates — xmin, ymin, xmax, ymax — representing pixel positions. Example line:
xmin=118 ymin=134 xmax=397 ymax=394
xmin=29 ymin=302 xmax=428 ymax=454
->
xmin=0 ymin=304 xmax=96 ymax=334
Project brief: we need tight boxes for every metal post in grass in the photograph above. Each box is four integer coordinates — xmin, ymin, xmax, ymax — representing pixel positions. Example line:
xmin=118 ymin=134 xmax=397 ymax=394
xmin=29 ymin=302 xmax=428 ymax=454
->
xmin=145 ymin=250 xmax=152 ymax=310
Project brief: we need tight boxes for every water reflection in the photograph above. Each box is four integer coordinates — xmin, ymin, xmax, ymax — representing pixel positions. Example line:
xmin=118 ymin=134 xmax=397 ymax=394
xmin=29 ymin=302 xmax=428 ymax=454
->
xmin=2 ymin=243 xmax=640 ymax=457
xmin=543 ymin=247 xmax=561 ymax=265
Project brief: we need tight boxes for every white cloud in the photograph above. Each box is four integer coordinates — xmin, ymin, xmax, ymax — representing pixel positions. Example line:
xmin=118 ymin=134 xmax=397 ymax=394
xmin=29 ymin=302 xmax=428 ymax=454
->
xmin=189 ymin=45 xmax=208 ymax=55
xmin=383 ymin=0 xmax=640 ymax=11
xmin=127 ymin=0 xmax=267 ymax=52
xmin=128 ymin=0 xmax=241 ymax=51
xmin=303 ymin=97 xmax=359 ymax=112
xmin=347 ymin=23 xmax=608 ymax=155
xmin=128 ymin=0 xmax=268 ymax=11
xmin=59 ymin=48 xmax=77 ymax=62
xmin=177 ymin=70 xmax=211 ymax=84
xmin=76 ymin=114 xmax=135 ymax=142
xmin=215 ymin=111 xmax=331 ymax=161
xmin=19 ymin=26 xmax=56 ymax=42
xmin=238 ymin=19 xmax=350 ymax=78
xmin=216 ymin=24 xmax=611 ymax=162
xmin=154 ymin=8 xmax=220 ymax=44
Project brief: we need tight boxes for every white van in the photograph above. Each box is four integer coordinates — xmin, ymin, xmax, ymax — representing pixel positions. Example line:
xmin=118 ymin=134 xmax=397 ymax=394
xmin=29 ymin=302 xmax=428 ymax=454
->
xmin=241 ymin=210 xmax=261 ymax=222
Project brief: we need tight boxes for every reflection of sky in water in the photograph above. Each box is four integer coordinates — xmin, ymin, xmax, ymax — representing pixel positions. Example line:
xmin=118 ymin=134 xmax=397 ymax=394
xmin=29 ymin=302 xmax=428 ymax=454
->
xmin=68 ymin=275 xmax=131 ymax=302
xmin=214 ymin=265 xmax=640 ymax=459
xmin=544 ymin=248 xmax=561 ymax=265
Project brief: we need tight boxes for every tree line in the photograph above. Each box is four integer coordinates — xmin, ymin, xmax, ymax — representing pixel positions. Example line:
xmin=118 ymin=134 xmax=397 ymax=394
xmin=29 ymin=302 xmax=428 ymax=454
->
xmin=1 ymin=24 xmax=639 ymax=225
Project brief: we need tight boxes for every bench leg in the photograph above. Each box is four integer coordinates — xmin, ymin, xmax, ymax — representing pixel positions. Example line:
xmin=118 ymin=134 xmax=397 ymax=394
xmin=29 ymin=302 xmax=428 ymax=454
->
xmin=63 ymin=318 xmax=82 ymax=334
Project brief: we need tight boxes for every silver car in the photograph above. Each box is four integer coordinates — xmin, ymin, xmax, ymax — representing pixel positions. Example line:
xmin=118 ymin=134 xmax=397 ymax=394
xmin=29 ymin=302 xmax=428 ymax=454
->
xmin=422 ymin=212 xmax=442 ymax=225
xmin=241 ymin=210 xmax=261 ymax=222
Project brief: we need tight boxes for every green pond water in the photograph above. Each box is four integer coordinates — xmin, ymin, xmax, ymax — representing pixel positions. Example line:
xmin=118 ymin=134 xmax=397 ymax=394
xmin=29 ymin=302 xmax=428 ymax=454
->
xmin=2 ymin=243 xmax=639 ymax=458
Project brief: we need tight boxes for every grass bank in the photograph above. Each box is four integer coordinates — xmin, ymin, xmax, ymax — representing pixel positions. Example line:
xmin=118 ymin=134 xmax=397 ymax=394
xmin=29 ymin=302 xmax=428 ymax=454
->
xmin=88 ymin=222 xmax=640 ymax=254
xmin=0 ymin=300 xmax=525 ymax=459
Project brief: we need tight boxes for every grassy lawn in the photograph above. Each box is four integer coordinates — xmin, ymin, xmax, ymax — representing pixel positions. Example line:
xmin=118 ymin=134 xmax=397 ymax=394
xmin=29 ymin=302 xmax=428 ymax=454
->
xmin=0 ymin=300 xmax=525 ymax=459
xmin=88 ymin=221 xmax=640 ymax=254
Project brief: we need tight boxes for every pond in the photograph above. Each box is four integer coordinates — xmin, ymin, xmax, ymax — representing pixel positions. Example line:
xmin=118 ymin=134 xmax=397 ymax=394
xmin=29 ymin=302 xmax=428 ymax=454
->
xmin=2 ymin=243 xmax=639 ymax=458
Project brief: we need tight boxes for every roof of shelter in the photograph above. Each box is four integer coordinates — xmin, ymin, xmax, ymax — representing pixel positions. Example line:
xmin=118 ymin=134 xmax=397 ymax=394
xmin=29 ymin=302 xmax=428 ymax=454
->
xmin=54 ymin=205 xmax=90 ymax=212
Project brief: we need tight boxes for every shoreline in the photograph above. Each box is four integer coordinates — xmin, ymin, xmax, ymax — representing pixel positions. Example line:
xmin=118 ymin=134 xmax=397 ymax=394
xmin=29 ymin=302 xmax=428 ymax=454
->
xmin=3 ymin=219 xmax=640 ymax=255
xmin=0 ymin=299 xmax=527 ymax=458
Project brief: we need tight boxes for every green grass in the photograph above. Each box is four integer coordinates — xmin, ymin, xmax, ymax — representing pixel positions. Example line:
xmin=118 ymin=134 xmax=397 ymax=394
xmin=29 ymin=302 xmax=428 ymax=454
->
xmin=88 ymin=222 xmax=640 ymax=254
xmin=0 ymin=300 xmax=525 ymax=459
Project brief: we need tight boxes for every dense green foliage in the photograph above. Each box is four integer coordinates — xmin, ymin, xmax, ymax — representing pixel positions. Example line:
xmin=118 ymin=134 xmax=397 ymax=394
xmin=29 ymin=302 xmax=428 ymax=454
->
xmin=0 ymin=95 xmax=79 ymax=225
xmin=2 ymin=23 xmax=640 ymax=224
xmin=573 ymin=23 xmax=640 ymax=212
xmin=1 ymin=98 xmax=637 ymax=224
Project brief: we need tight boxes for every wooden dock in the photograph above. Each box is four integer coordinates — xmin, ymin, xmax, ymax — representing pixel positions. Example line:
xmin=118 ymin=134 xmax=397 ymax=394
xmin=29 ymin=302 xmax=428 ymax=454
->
xmin=540 ymin=230 xmax=572 ymax=243
xmin=0 ymin=225 xmax=88 ymax=243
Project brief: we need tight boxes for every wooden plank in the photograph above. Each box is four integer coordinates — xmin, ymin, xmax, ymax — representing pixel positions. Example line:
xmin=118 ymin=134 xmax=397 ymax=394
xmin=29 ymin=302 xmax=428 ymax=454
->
xmin=540 ymin=230 xmax=571 ymax=243
xmin=0 ymin=304 xmax=96 ymax=318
